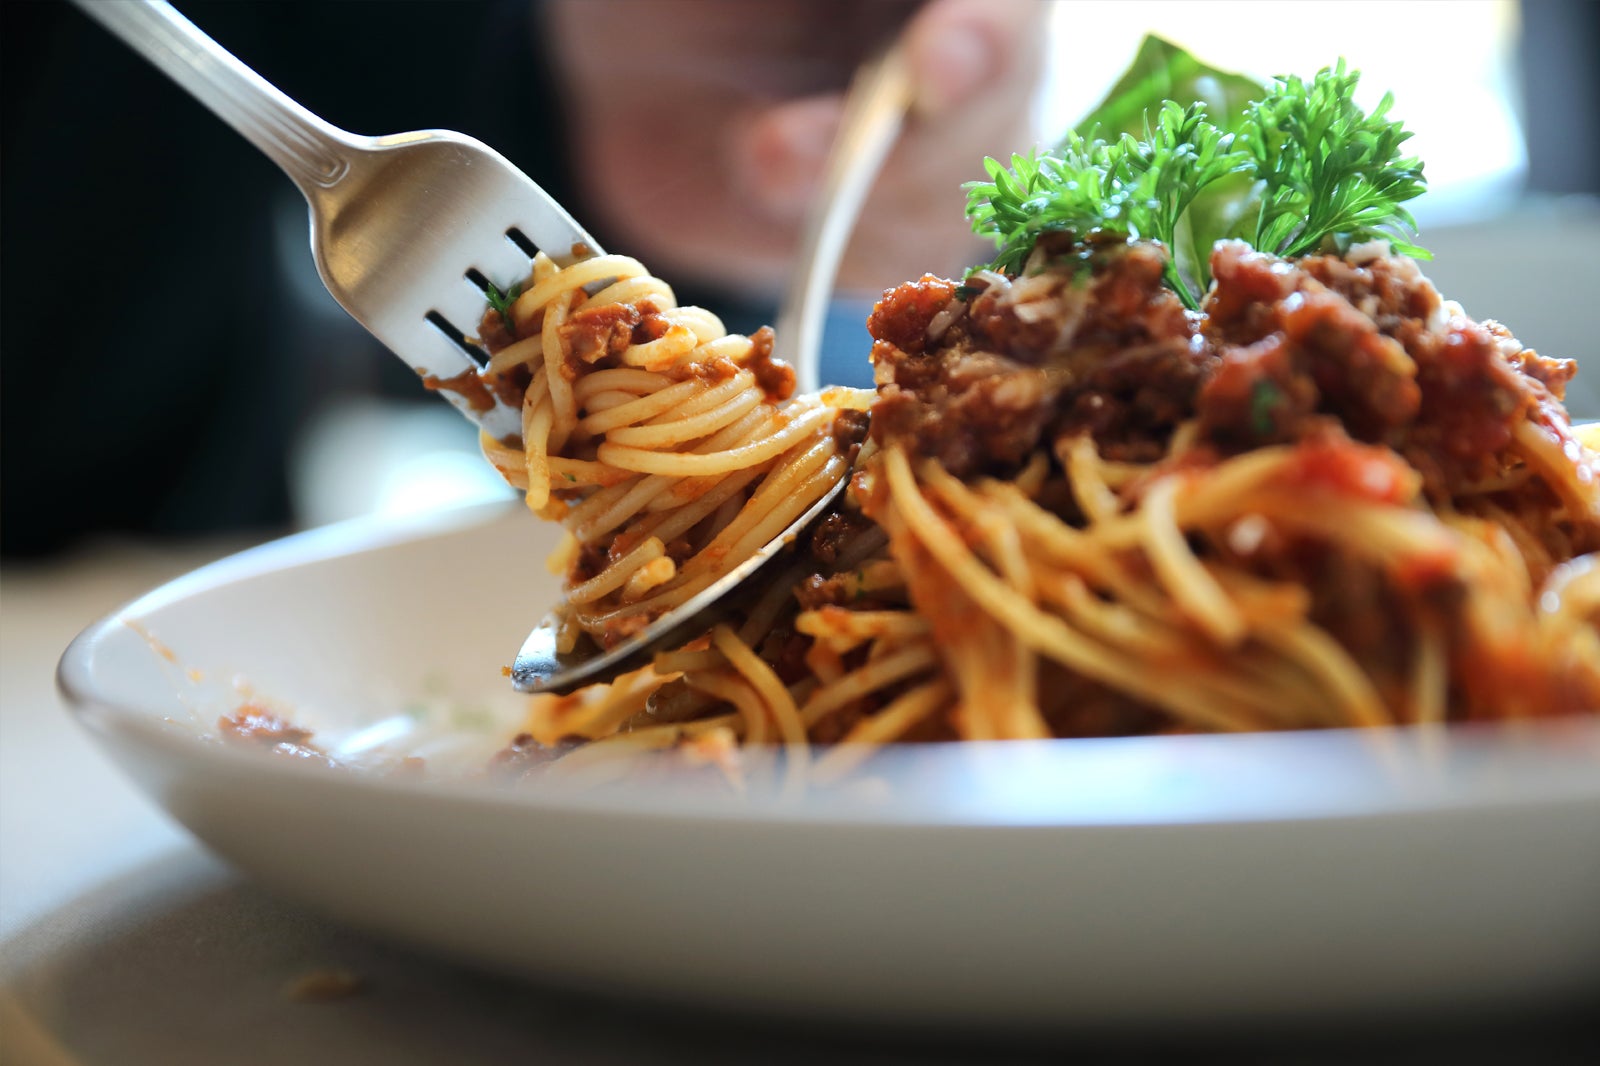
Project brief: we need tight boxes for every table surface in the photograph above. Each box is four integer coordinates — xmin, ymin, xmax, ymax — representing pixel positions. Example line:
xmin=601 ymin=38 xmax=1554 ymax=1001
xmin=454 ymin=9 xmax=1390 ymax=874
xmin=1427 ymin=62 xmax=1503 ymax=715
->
xmin=3 ymin=536 xmax=1598 ymax=1065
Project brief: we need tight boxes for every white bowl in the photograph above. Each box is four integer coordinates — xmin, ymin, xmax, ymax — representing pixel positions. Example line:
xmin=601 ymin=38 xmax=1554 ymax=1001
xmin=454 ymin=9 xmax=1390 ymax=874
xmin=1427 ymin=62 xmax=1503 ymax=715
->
xmin=56 ymin=501 xmax=1600 ymax=1025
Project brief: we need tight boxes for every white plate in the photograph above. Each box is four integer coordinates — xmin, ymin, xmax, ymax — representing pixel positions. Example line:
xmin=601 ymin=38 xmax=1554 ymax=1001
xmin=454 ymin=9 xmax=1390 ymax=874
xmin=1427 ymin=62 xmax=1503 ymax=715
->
xmin=56 ymin=501 xmax=1600 ymax=1025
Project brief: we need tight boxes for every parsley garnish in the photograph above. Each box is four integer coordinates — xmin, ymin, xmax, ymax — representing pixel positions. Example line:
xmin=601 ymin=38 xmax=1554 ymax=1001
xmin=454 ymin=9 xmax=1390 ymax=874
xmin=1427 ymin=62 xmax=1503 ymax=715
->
xmin=484 ymin=280 xmax=523 ymax=334
xmin=1250 ymin=379 xmax=1282 ymax=437
xmin=1245 ymin=60 xmax=1427 ymax=260
xmin=965 ymin=43 xmax=1429 ymax=310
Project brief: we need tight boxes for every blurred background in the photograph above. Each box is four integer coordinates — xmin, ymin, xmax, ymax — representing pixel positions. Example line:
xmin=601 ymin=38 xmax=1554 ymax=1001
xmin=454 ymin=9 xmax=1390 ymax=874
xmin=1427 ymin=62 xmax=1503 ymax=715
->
xmin=2 ymin=0 xmax=1597 ymax=556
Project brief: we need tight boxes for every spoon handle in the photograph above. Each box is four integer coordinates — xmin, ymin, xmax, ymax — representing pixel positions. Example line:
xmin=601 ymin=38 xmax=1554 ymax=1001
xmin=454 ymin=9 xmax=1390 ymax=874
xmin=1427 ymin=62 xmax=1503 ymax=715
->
xmin=777 ymin=43 xmax=914 ymax=395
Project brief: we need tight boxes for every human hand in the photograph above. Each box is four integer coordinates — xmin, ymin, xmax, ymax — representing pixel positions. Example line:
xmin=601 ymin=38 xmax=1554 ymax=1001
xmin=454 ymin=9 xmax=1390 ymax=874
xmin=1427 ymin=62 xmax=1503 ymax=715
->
xmin=546 ymin=0 xmax=1046 ymax=297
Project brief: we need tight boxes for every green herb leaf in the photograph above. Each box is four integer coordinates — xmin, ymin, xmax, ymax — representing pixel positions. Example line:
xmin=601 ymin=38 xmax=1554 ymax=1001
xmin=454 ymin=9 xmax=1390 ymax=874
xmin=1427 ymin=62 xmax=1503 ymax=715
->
xmin=964 ymin=42 xmax=1430 ymax=305
xmin=484 ymin=280 xmax=523 ymax=334
xmin=965 ymin=99 xmax=1252 ymax=308
xmin=1243 ymin=60 xmax=1429 ymax=259
xmin=963 ymin=143 xmax=1118 ymax=279
xmin=1112 ymin=100 xmax=1256 ymax=306
xmin=1075 ymin=36 xmax=1267 ymax=296
xmin=1250 ymin=379 xmax=1282 ymax=437
xmin=1076 ymin=34 xmax=1263 ymax=142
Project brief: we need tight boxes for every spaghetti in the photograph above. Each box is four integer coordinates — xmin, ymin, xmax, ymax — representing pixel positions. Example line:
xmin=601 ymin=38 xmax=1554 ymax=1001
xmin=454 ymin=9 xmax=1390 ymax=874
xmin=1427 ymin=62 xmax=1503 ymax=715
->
xmin=473 ymin=251 xmax=867 ymax=658
xmin=477 ymin=237 xmax=1600 ymax=788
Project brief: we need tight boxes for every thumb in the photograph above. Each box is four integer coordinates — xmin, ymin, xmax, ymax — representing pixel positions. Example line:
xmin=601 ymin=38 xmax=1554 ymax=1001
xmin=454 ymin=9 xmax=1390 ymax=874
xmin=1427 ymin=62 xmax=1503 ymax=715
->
xmin=734 ymin=94 xmax=844 ymax=219
xmin=904 ymin=0 xmax=1034 ymax=117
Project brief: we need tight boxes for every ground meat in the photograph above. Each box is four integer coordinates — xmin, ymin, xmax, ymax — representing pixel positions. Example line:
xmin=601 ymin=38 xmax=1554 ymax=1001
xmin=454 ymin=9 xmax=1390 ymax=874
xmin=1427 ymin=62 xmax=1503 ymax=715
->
xmin=476 ymin=306 xmax=517 ymax=352
xmin=667 ymin=355 xmax=743 ymax=385
xmin=1194 ymin=331 xmax=1318 ymax=447
xmin=486 ymin=732 xmax=581 ymax=780
xmin=1407 ymin=317 xmax=1529 ymax=467
xmin=870 ymin=235 xmax=1593 ymax=555
xmin=1199 ymin=242 xmax=1422 ymax=445
xmin=830 ymin=408 xmax=871 ymax=453
xmin=635 ymin=304 xmax=673 ymax=342
xmin=743 ymin=326 xmax=797 ymax=402
xmin=793 ymin=570 xmax=891 ymax=612
xmin=870 ymin=242 xmax=1203 ymax=475
xmin=959 ymin=240 xmax=1194 ymax=374
xmin=218 ymin=706 xmax=336 ymax=767
xmin=1055 ymin=337 xmax=1212 ymax=461
xmin=872 ymin=353 xmax=1061 ymax=477
xmin=959 ymin=277 xmax=1083 ymax=364
xmin=758 ymin=627 xmax=810 ymax=685
xmin=865 ymin=275 xmax=956 ymax=355
xmin=561 ymin=302 xmax=643 ymax=364
xmin=1202 ymin=243 xmax=1300 ymax=345
xmin=420 ymin=367 xmax=496 ymax=413
xmin=1280 ymin=289 xmax=1421 ymax=439
xmin=1187 ymin=240 xmax=1587 ymax=518
xmin=1481 ymin=319 xmax=1577 ymax=400
xmin=1297 ymin=250 xmax=1442 ymax=334
xmin=807 ymin=509 xmax=875 ymax=568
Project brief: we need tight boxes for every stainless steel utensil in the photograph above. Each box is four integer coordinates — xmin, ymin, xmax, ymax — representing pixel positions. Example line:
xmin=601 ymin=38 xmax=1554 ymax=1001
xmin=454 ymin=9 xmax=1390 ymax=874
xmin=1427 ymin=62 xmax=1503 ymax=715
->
xmin=510 ymin=476 xmax=848 ymax=693
xmin=79 ymin=0 xmax=909 ymax=696
xmin=74 ymin=0 xmax=597 ymax=442
xmin=780 ymin=43 xmax=913 ymax=395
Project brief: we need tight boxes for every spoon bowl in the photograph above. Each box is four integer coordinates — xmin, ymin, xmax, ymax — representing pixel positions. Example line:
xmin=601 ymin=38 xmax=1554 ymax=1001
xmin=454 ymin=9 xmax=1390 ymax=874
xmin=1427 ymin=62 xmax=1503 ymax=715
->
xmin=511 ymin=476 xmax=847 ymax=693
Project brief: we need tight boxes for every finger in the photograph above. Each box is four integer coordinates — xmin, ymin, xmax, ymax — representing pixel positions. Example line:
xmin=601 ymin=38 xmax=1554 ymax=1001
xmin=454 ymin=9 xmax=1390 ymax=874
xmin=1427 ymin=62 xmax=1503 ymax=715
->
xmin=904 ymin=0 xmax=1041 ymax=118
xmin=734 ymin=93 xmax=845 ymax=219
xmin=830 ymin=3 xmax=1046 ymax=288
xmin=735 ymin=0 xmax=1041 ymax=221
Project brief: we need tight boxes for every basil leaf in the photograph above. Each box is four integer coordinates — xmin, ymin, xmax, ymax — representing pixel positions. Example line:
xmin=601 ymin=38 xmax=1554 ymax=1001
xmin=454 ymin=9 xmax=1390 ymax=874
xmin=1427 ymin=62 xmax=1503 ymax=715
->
xmin=1075 ymin=34 xmax=1263 ymax=141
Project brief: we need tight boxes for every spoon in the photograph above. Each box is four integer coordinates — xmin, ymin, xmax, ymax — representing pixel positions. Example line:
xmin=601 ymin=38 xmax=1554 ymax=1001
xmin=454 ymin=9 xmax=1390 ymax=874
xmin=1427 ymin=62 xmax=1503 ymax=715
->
xmin=511 ymin=43 xmax=912 ymax=694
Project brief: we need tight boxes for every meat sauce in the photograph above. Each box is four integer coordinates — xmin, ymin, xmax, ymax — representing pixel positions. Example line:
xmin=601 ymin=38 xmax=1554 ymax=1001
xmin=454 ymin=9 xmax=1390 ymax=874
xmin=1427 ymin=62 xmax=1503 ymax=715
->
xmin=219 ymin=705 xmax=328 ymax=763
xmin=867 ymin=238 xmax=1600 ymax=707
xmin=870 ymin=242 xmax=1206 ymax=476
xmin=421 ymin=367 xmax=497 ymax=413
xmin=217 ymin=707 xmax=424 ymax=776
xmin=474 ymin=296 xmax=799 ymax=412
xmin=868 ymin=238 xmax=1587 ymax=517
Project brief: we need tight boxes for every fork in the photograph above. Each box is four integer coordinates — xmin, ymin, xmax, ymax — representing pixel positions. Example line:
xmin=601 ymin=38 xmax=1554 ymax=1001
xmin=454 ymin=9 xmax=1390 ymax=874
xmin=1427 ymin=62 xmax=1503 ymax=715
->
xmin=80 ymin=0 xmax=911 ymax=695
xmin=73 ymin=0 xmax=600 ymax=443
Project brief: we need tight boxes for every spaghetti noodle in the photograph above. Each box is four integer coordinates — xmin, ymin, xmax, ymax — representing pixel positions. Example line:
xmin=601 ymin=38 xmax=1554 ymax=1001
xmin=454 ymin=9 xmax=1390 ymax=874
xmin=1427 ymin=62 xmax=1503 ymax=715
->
xmin=476 ymin=237 xmax=1600 ymax=788
xmin=473 ymin=251 xmax=867 ymax=658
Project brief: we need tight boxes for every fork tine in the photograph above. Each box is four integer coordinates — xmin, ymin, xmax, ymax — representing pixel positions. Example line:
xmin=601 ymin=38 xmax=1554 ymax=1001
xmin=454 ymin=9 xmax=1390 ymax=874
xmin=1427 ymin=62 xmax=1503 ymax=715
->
xmin=404 ymin=326 xmax=521 ymax=439
xmin=76 ymin=0 xmax=603 ymax=442
xmin=465 ymin=234 xmax=540 ymax=300
xmin=430 ymin=276 xmax=506 ymax=354
xmin=502 ymin=203 xmax=601 ymax=268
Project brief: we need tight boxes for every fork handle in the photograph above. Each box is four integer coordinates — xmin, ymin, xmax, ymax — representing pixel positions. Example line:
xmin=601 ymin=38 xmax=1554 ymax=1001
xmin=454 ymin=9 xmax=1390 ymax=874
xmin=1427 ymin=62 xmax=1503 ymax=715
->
xmin=71 ymin=0 xmax=355 ymax=191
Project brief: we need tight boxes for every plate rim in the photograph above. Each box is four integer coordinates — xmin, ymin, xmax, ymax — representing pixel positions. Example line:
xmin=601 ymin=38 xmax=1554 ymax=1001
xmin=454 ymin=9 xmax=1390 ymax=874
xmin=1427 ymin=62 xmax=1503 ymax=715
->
xmin=55 ymin=500 xmax=1600 ymax=831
